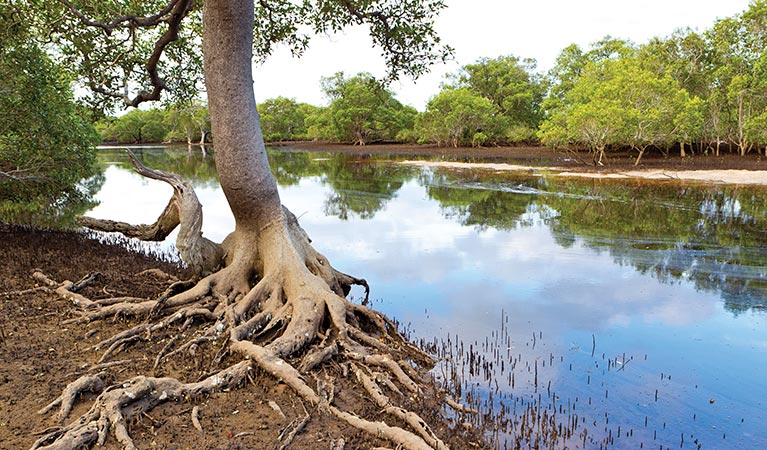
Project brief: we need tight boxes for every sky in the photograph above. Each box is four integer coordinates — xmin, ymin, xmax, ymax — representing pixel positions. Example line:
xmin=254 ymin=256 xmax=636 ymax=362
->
xmin=251 ymin=0 xmax=752 ymax=110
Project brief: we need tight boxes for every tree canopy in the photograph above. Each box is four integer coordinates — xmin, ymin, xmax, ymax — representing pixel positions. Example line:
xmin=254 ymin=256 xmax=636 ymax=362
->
xmin=258 ymin=96 xmax=316 ymax=142
xmin=539 ymin=2 xmax=767 ymax=159
xmin=78 ymin=0 xmax=767 ymax=160
xmin=416 ymin=87 xmax=504 ymax=147
xmin=23 ymin=0 xmax=451 ymax=113
xmin=309 ymin=72 xmax=417 ymax=144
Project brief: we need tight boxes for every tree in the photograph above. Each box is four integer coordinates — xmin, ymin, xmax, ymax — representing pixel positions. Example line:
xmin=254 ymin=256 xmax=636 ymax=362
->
xmin=540 ymin=41 xmax=703 ymax=165
xmin=543 ymin=37 xmax=633 ymax=116
xmin=704 ymin=1 xmax=767 ymax=155
xmin=612 ymin=57 xmax=703 ymax=163
xmin=313 ymin=72 xmax=417 ymax=145
xmin=453 ymin=55 xmax=547 ymax=137
xmin=639 ymin=28 xmax=712 ymax=100
xmin=258 ymin=96 xmax=314 ymax=142
xmin=540 ymin=58 xmax=629 ymax=164
xmin=98 ymin=109 xmax=171 ymax=144
xmin=543 ymin=43 xmax=588 ymax=114
xmin=0 ymin=6 xmax=99 ymax=223
xmin=416 ymin=87 xmax=505 ymax=147
xmin=165 ymin=101 xmax=211 ymax=145
xmin=26 ymin=1 xmax=457 ymax=449
xmin=540 ymin=37 xmax=638 ymax=163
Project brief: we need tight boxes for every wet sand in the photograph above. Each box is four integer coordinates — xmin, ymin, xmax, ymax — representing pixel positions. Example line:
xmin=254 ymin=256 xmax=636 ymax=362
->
xmin=401 ymin=160 xmax=767 ymax=186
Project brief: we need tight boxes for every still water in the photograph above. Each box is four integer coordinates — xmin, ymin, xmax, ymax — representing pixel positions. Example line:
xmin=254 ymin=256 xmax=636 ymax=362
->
xmin=88 ymin=146 xmax=766 ymax=449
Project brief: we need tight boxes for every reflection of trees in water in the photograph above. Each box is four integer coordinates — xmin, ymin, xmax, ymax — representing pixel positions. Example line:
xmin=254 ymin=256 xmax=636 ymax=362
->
xmin=425 ymin=169 xmax=767 ymax=314
xmin=0 ymin=170 xmax=105 ymax=228
xmin=269 ymin=151 xmax=416 ymax=220
xmin=320 ymin=157 xmax=410 ymax=220
xmin=106 ymin=147 xmax=419 ymax=221
xmin=425 ymin=182 xmax=536 ymax=230
xmin=543 ymin=179 xmax=767 ymax=314
xmin=268 ymin=150 xmax=317 ymax=186
xmin=94 ymin=148 xmax=767 ymax=313
xmin=268 ymin=149 xmax=510 ymax=220
xmin=101 ymin=146 xmax=220 ymax=189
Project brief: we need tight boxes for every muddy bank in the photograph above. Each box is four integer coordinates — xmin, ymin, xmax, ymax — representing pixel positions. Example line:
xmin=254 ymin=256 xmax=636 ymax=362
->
xmin=281 ymin=141 xmax=767 ymax=172
xmin=0 ymin=225 xmax=486 ymax=450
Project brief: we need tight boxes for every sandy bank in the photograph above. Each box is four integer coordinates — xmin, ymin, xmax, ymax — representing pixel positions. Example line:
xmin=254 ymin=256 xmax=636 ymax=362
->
xmin=402 ymin=160 xmax=767 ymax=186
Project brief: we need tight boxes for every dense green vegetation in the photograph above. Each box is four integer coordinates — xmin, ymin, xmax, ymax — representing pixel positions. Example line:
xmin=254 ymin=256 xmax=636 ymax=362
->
xmin=97 ymin=103 xmax=211 ymax=145
xmin=11 ymin=0 xmax=767 ymax=166
xmin=94 ymin=1 xmax=767 ymax=161
xmin=539 ymin=1 xmax=767 ymax=160
xmin=307 ymin=72 xmax=417 ymax=145
xmin=0 ymin=6 xmax=100 ymax=225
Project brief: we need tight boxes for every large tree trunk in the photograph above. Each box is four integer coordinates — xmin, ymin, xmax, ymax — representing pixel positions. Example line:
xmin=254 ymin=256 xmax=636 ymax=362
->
xmin=39 ymin=3 xmax=455 ymax=449
xmin=204 ymin=0 xmax=283 ymax=231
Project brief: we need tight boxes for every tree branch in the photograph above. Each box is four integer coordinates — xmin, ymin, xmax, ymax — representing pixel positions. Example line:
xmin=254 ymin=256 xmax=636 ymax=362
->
xmin=58 ymin=0 xmax=195 ymax=107
xmin=56 ymin=0 xmax=183 ymax=34
xmin=337 ymin=0 xmax=452 ymax=80
xmin=0 ymin=168 xmax=48 ymax=182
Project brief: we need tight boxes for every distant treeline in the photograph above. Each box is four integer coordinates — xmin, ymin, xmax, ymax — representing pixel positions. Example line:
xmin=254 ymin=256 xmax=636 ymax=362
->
xmin=98 ymin=1 xmax=767 ymax=164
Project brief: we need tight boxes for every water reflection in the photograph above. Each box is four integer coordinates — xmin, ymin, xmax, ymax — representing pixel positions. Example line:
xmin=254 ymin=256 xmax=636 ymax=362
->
xmin=92 ymin=146 xmax=767 ymax=314
xmin=422 ymin=171 xmax=767 ymax=315
xmin=0 ymin=170 xmax=104 ymax=228
xmin=84 ymin=146 xmax=766 ymax=449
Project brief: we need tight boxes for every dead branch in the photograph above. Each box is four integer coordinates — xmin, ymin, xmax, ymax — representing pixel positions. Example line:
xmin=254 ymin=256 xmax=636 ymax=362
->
xmin=443 ymin=396 xmax=479 ymax=415
xmin=277 ymin=405 xmax=310 ymax=450
xmin=0 ymin=286 xmax=50 ymax=298
xmin=32 ymin=271 xmax=98 ymax=309
xmin=267 ymin=400 xmax=286 ymax=421
xmin=78 ymin=150 xmax=223 ymax=277
xmin=87 ymin=359 xmax=134 ymax=373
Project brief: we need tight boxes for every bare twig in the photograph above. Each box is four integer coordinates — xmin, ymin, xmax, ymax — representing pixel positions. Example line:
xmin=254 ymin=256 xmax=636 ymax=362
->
xmin=268 ymin=400 xmax=287 ymax=421
xmin=277 ymin=403 xmax=310 ymax=450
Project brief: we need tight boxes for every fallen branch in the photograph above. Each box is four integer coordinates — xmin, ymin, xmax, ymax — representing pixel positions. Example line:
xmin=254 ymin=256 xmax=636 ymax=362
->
xmin=277 ymin=404 xmax=310 ymax=450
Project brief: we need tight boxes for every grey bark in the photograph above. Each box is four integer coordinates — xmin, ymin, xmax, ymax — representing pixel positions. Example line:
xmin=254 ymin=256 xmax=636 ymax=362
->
xmin=203 ymin=0 xmax=283 ymax=232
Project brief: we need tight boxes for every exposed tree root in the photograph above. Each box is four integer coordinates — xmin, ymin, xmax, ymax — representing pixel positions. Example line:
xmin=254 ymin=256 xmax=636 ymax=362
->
xmin=444 ymin=395 xmax=480 ymax=415
xmin=33 ymin=362 xmax=251 ymax=450
xmin=191 ymin=405 xmax=203 ymax=433
xmin=37 ymin=373 xmax=105 ymax=424
xmin=330 ymin=437 xmax=346 ymax=450
xmin=354 ymin=363 xmax=449 ymax=450
xmin=277 ymin=403 xmax=310 ymax=450
xmin=34 ymin=154 xmax=469 ymax=450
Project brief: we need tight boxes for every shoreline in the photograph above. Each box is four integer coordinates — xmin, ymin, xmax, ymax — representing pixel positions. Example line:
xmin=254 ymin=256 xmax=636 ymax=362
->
xmin=280 ymin=141 xmax=767 ymax=172
xmin=401 ymin=160 xmax=767 ymax=186
xmin=99 ymin=141 xmax=767 ymax=185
